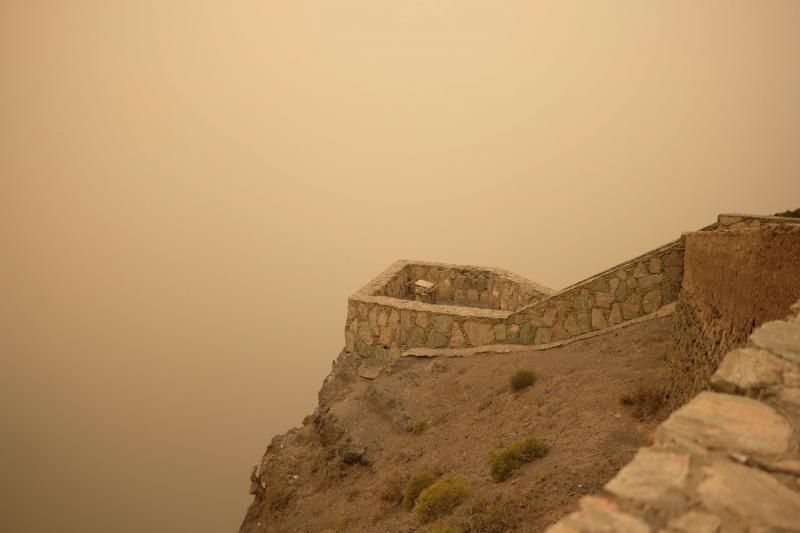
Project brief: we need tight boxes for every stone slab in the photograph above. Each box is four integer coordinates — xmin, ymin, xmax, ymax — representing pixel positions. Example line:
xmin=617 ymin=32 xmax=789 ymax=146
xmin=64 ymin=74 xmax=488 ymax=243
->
xmin=605 ymin=448 xmax=690 ymax=502
xmin=697 ymin=460 xmax=800 ymax=531
xmin=750 ymin=320 xmax=800 ymax=363
xmin=546 ymin=496 xmax=650 ymax=533
xmin=710 ymin=347 xmax=796 ymax=394
xmin=655 ymin=392 xmax=791 ymax=456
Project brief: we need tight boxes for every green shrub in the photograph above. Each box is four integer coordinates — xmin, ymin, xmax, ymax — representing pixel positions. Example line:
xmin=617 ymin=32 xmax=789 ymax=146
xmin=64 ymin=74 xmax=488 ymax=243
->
xmin=489 ymin=437 xmax=548 ymax=482
xmin=402 ymin=470 xmax=437 ymax=510
xmin=774 ymin=208 xmax=800 ymax=218
xmin=510 ymin=369 xmax=536 ymax=391
xmin=410 ymin=419 xmax=428 ymax=434
xmin=415 ymin=476 xmax=472 ymax=524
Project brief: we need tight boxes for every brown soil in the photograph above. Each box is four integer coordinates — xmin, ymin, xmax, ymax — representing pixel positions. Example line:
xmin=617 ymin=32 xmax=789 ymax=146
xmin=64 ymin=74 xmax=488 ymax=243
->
xmin=240 ymin=316 xmax=674 ymax=533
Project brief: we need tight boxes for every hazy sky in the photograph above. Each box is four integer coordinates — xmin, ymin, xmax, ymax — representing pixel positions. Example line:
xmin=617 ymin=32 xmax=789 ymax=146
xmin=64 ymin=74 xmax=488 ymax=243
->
xmin=2 ymin=1 xmax=799 ymax=532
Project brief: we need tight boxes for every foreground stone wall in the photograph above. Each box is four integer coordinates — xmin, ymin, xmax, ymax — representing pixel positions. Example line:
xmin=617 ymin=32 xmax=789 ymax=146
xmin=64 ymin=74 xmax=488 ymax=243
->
xmin=503 ymin=241 xmax=685 ymax=345
xmin=346 ymin=260 xmax=554 ymax=361
xmin=666 ymin=225 xmax=800 ymax=408
xmin=547 ymin=301 xmax=800 ymax=533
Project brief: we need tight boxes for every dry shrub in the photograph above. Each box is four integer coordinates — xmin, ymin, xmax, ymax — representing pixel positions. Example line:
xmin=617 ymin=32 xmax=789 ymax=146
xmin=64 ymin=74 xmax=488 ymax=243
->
xmin=489 ymin=437 xmax=548 ymax=482
xmin=510 ymin=369 xmax=536 ymax=391
xmin=379 ymin=475 xmax=404 ymax=506
xmin=428 ymin=527 xmax=462 ymax=533
xmin=402 ymin=470 xmax=437 ymax=510
xmin=461 ymin=495 xmax=520 ymax=533
xmin=415 ymin=476 xmax=472 ymax=524
xmin=620 ymin=384 xmax=665 ymax=420
xmin=410 ymin=419 xmax=428 ymax=434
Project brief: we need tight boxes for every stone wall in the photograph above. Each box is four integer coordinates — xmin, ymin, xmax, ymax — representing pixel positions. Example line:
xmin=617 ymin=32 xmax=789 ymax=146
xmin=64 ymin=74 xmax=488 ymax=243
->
xmin=346 ymin=260 xmax=554 ymax=361
xmin=346 ymin=214 xmax=800 ymax=363
xmin=666 ymin=225 xmax=800 ymax=408
xmin=716 ymin=212 xmax=800 ymax=231
xmin=503 ymin=240 xmax=685 ymax=346
xmin=372 ymin=261 xmax=553 ymax=311
xmin=546 ymin=300 xmax=800 ymax=533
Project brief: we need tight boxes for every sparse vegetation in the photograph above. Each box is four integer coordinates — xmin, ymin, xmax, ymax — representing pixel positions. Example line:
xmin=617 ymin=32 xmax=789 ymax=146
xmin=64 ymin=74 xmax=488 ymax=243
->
xmin=510 ymin=369 xmax=536 ymax=391
xmin=774 ymin=208 xmax=800 ymax=218
xmin=620 ymin=384 xmax=665 ymax=420
xmin=428 ymin=527 xmax=462 ymax=533
xmin=410 ymin=419 xmax=428 ymax=434
xmin=415 ymin=476 xmax=472 ymax=524
xmin=489 ymin=437 xmax=548 ymax=482
xmin=461 ymin=495 xmax=519 ymax=533
xmin=379 ymin=475 xmax=404 ymax=506
xmin=402 ymin=470 xmax=437 ymax=510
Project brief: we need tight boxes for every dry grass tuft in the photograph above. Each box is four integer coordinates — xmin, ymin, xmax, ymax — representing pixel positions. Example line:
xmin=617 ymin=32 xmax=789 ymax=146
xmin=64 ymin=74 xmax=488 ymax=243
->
xmin=379 ymin=475 xmax=404 ymax=506
xmin=620 ymin=384 xmax=665 ymax=420
xmin=461 ymin=495 xmax=520 ymax=533
xmin=489 ymin=437 xmax=548 ymax=482
xmin=402 ymin=470 xmax=437 ymax=510
xmin=510 ymin=369 xmax=536 ymax=391
xmin=409 ymin=419 xmax=428 ymax=434
xmin=415 ymin=475 xmax=471 ymax=524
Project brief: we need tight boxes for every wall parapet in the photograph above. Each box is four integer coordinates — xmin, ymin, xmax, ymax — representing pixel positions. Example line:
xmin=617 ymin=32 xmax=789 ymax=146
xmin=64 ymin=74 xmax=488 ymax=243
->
xmin=346 ymin=260 xmax=554 ymax=362
xmin=344 ymin=213 xmax=800 ymax=368
xmin=546 ymin=301 xmax=800 ymax=532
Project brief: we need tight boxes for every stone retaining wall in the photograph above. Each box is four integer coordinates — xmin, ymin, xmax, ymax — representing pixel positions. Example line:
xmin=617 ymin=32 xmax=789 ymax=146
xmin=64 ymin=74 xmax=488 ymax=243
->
xmin=546 ymin=301 xmax=800 ymax=533
xmin=667 ymin=225 xmax=800 ymax=408
xmin=345 ymin=214 xmax=800 ymax=363
xmin=503 ymin=240 xmax=685 ymax=346
xmin=345 ymin=260 xmax=554 ymax=361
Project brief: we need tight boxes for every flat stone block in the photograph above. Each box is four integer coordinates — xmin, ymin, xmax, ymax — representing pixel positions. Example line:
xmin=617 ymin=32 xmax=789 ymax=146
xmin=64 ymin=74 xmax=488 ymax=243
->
xmin=605 ymin=448 xmax=690 ymax=502
xmin=546 ymin=495 xmax=650 ymax=533
xmin=697 ymin=460 xmax=800 ymax=531
xmin=750 ymin=320 xmax=800 ymax=363
xmin=655 ymin=391 xmax=791 ymax=456
xmin=463 ymin=321 xmax=494 ymax=346
xmin=534 ymin=326 xmax=552 ymax=344
xmin=710 ymin=347 xmax=796 ymax=394
xmin=591 ymin=308 xmax=608 ymax=330
xmin=595 ymin=291 xmax=615 ymax=309
xmin=666 ymin=511 xmax=720 ymax=533
xmin=642 ymin=289 xmax=662 ymax=314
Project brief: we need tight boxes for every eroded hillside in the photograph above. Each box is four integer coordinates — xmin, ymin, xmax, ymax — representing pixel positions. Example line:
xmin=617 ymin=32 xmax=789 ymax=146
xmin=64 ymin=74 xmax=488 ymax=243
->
xmin=240 ymin=317 xmax=674 ymax=532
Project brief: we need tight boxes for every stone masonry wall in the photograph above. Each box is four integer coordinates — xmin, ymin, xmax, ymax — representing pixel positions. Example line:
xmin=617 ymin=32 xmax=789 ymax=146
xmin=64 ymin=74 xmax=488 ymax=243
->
xmin=503 ymin=241 xmax=685 ymax=346
xmin=373 ymin=261 xmax=553 ymax=311
xmin=346 ymin=260 xmax=554 ymax=361
xmin=666 ymin=225 xmax=800 ymax=409
xmin=546 ymin=300 xmax=800 ymax=533
xmin=345 ymin=214 xmax=800 ymax=363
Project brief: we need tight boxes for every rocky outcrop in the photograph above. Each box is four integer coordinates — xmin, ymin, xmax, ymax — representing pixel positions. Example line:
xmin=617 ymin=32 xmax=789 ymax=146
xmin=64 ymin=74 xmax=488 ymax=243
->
xmin=546 ymin=301 xmax=800 ymax=532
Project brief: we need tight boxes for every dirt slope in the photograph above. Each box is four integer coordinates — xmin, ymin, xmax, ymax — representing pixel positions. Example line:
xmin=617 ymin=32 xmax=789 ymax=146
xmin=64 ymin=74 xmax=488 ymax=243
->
xmin=240 ymin=317 xmax=673 ymax=533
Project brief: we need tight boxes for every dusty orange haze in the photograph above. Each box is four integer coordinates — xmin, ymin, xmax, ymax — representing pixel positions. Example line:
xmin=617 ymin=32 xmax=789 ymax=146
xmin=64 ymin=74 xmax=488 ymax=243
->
xmin=1 ymin=1 xmax=799 ymax=532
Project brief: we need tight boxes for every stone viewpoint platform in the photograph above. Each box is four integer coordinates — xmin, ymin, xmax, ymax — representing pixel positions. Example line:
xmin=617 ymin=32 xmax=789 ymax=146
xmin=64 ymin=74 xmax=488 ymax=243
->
xmin=345 ymin=213 xmax=800 ymax=376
